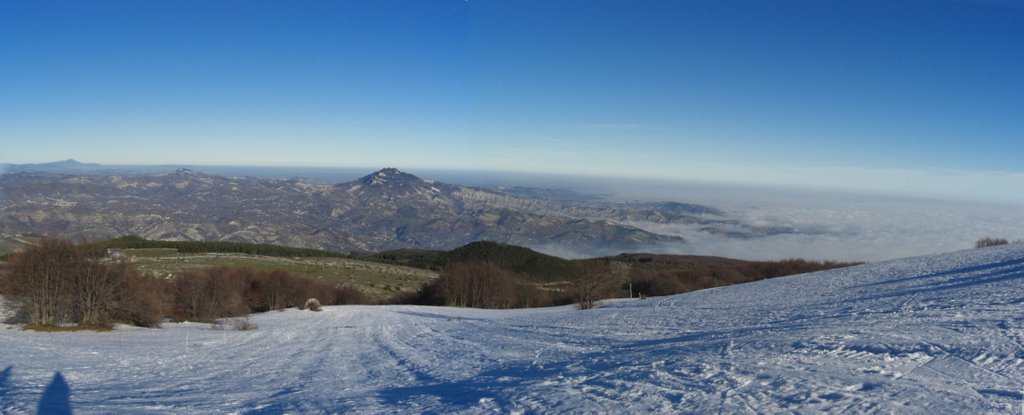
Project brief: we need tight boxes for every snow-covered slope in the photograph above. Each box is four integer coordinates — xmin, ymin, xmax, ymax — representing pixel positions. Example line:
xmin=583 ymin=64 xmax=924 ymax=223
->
xmin=2 ymin=244 xmax=1023 ymax=414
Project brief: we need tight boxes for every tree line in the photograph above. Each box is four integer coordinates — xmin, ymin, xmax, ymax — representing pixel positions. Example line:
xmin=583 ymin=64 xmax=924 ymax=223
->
xmin=393 ymin=256 xmax=862 ymax=310
xmin=361 ymin=241 xmax=575 ymax=281
xmin=0 ymin=237 xmax=367 ymax=328
xmin=393 ymin=262 xmax=568 ymax=309
xmin=624 ymin=258 xmax=862 ymax=298
xmin=98 ymin=236 xmax=350 ymax=259
xmin=169 ymin=266 xmax=366 ymax=322
xmin=1 ymin=237 xmax=865 ymax=323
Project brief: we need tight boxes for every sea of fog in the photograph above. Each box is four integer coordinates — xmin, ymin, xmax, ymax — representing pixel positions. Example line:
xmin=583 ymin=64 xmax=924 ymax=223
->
xmin=168 ymin=165 xmax=1023 ymax=263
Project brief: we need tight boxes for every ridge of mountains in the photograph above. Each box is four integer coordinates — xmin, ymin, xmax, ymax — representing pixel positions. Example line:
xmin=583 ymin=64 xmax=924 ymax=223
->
xmin=0 ymin=166 xmax=788 ymax=255
xmin=0 ymin=159 xmax=104 ymax=173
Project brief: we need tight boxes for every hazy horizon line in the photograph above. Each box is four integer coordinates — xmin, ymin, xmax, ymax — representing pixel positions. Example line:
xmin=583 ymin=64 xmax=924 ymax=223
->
xmin=3 ymin=158 xmax=1024 ymax=207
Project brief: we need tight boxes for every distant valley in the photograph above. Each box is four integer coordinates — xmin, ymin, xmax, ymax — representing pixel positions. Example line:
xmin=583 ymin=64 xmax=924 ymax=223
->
xmin=0 ymin=163 xmax=806 ymax=256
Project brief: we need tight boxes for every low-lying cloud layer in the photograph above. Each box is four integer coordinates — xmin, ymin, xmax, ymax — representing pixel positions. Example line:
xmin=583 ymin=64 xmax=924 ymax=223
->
xmin=626 ymin=201 xmax=1023 ymax=262
xmin=516 ymin=176 xmax=1024 ymax=262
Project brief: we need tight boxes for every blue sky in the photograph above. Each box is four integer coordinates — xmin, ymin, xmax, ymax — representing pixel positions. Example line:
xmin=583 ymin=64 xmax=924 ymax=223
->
xmin=1 ymin=1 xmax=1021 ymax=202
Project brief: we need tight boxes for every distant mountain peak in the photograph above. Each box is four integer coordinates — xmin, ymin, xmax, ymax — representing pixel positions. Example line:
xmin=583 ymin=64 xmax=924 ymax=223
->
xmin=360 ymin=168 xmax=423 ymax=186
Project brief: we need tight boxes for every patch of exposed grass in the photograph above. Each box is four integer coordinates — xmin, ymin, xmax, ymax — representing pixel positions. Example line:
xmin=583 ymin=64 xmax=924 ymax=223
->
xmin=125 ymin=249 xmax=437 ymax=301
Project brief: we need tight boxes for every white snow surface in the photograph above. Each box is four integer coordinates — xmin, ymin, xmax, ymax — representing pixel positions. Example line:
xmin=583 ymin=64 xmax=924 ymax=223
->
xmin=2 ymin=244 xmax=1024 ymax=414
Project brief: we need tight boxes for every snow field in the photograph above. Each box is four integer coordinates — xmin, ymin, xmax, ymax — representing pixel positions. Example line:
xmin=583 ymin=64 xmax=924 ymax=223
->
xmin=1 ymin=243 xmax=1023 ymax=413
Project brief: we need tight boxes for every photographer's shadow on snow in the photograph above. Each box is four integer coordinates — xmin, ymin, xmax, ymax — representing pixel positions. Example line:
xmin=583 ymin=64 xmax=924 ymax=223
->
xmin=37 ymin=372 xmax=73 ymax=415
xmin=0 ymin=366 xmax=12 ymax=409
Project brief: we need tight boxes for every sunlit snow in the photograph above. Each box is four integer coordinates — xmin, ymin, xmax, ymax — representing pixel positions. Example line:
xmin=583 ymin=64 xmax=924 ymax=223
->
xmin=1 ymin=244 xmax=1022 ymax=413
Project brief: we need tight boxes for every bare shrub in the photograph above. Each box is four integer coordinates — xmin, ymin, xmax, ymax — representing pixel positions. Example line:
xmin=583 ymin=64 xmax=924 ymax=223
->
xmin=71 ymin=245 xmax=126 ymax=326
xmin=171 ymin=266 xmax=248 ymax=322
xmin=430 ymin=262 xmax=545 ymax=309
xmin=627 ymin=271 xmax=687 ymax=298
xmin=329 ymin=285 xmax=369 ymax=305
xmin=171 ymin=266 xmax=368 ymax=321
xmin=623 ymin=257 xmax=859 ymax=300
xmin=0 ymin=261 xmax=10 ymax=296
xmin=976 ymin=237 xmax=1009 ymax=248
xmin=391 ymin=262 xmax=554 ymax=309
xmin=247 ymin=270 xmax=285 ymax=311
xmin=3 ymin=238 xmax=371 ymax=327
xmin=3 ymin=237 xmax=77 ymax=326
xmin=210 ymin=316 xmax=257 ymax=331
xmin=230 ymin=316 xmax=258 ymax=331
xmin=749 ymin=259 xmax=861 ymax=279
xmin=1 ymin=237 xmax=167 ymax=327
xmin=112 ymin=269 xmax=170 ymax=328
xmin=572 ymin=261 xmax=617 ymax=310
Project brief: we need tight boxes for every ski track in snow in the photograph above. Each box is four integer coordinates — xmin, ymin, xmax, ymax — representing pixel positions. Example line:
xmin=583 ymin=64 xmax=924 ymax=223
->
xmin=2 ymin=244 xmax=1024 ymax=414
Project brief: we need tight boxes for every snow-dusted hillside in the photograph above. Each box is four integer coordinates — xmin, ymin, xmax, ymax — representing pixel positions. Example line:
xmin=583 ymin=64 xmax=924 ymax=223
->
xmin=2 ymin=244 xmax=1023 ymax=414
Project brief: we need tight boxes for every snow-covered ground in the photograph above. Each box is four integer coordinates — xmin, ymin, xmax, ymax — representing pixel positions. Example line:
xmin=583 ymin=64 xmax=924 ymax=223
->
xmin=2 ymin=244 xmax=1023 ymax=414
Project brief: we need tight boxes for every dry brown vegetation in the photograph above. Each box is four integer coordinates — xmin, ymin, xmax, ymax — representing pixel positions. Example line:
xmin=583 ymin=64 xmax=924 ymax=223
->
xmin=170 ymin=266 xmax=368 ymax=322
xmin=0 ymin=237 xmax=168 ymax=328
xmin=620 ymin=255 xmax=862 ymax=298
xmin=2 ymin=237 xmax=859 ymax=320
xmin=571 ymin=261 xmax=619 ymax=310
xmin=397 ymin=262 xmax=554 ymax=308
xmin=21 ymin=324 xmax=116 ymax=332
xmin=0 ymin=237 xmax=369 ymax=328
xmin=394 ymin=255 xmax=859 ymax=310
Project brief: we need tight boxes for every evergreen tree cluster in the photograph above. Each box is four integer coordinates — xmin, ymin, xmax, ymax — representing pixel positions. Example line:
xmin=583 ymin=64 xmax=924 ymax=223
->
xmin=100 ymin=236 xmax=350 ymax=259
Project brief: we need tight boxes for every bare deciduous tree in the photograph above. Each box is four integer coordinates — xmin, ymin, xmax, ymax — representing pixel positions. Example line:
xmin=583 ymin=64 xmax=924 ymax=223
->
xmin=2 ymin=237 xmax=166 ymax=327
xmin=4 ymin=238 xmax=77 ymax=325
xmin=433 ymin=262 xmax=540 ymax=309
xmin=572 ymin=261 xmax=616 ymax=310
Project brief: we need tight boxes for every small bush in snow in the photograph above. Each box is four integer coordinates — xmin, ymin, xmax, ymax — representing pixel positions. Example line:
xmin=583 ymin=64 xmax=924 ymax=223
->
xmin=976 ymin=237 xmax=1009 ymax=248
xmin=230 ymin=316 xmax=258 ymax=331
xmin=304 ymin=298 xmax=322 ymax=312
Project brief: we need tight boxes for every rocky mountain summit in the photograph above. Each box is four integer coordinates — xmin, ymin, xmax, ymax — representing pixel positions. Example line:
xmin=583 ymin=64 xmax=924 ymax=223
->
xmin=0 ymin=168 xmax=744 ymax=254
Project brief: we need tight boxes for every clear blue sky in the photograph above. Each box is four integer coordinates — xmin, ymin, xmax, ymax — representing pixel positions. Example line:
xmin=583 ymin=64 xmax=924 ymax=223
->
xmin=1 ymin=1 xmax=1021 ymax=201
